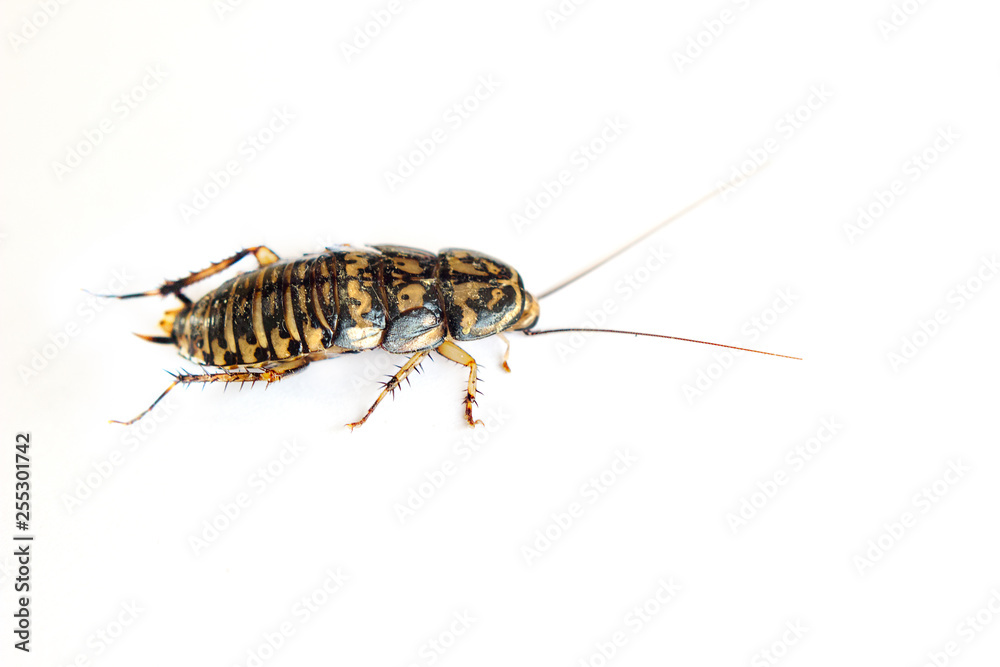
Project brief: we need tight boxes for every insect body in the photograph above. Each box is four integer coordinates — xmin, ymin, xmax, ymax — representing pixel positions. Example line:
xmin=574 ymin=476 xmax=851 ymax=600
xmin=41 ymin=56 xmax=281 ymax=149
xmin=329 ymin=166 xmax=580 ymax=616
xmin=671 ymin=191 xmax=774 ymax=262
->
xmin=110 ymin=244 xmax=540 ymax=428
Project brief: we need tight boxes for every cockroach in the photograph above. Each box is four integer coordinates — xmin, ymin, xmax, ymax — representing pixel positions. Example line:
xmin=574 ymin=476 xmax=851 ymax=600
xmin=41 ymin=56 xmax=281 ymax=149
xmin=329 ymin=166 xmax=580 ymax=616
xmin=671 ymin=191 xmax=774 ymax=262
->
xmin=99 ymin=185 xmax=799 ymax=429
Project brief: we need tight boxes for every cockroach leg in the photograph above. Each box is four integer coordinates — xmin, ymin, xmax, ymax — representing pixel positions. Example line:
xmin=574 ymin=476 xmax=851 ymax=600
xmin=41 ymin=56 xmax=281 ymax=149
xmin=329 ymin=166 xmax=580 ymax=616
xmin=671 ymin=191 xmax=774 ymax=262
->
xmin=436 ymin=340 xmax=485 ymax=428
xmin=497 ymin=333 xmax=512 ymax=373
xmin=98 ymin=245 xmax=280 ymax=302
xmin=110 ymin=358 xmax=307 ymax=426
xmin=347 ymin=350 xmax=430 ymax=431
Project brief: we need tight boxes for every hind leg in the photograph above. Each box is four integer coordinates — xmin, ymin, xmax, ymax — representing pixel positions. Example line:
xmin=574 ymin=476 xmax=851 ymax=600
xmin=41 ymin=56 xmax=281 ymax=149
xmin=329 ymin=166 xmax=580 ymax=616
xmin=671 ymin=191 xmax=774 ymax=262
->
xmin=94 ymin=246 xmax=280 ymax=304
xmin=110 ymin=358 xmax=307 ymax=425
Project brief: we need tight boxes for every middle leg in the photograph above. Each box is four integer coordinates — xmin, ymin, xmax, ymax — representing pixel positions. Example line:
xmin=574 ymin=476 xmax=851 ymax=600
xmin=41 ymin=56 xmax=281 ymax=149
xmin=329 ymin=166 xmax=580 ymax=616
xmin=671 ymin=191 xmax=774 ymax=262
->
xmin=347 ymin=350 xmax=430 ymax=430
xmin=436 ymin=340 xmax=484 ymax=427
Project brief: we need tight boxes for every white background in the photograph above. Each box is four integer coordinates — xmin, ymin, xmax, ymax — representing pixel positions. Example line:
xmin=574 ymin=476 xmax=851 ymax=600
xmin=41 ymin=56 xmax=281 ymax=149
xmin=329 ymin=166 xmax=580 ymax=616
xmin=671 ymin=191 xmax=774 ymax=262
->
xmin=2 ymin=1 xmax=999 ymax=665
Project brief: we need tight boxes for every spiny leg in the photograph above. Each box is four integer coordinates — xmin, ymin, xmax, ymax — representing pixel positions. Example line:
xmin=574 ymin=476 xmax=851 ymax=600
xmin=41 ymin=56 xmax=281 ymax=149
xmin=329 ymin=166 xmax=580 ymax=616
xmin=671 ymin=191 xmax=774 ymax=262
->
xmin=498 ymin=332 xmax=512 ymax=373
xmin=110 ymin=358 xmax=307 ymax=426
xmin=436 ymin=340 xmax=484 ymax=427
xmin=347 ymin=350 xmax=430 ymax=431
xmin=93 ymin=246 xmax=280 ymax=303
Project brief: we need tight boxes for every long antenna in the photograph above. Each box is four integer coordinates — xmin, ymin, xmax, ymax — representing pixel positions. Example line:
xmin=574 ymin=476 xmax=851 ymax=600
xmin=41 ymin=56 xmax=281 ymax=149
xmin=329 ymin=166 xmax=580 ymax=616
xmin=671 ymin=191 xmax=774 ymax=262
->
xmin=521 ymin=327 xmax=800 ymax=360
xmin=535 ymin=165 xmax=766 ymax=300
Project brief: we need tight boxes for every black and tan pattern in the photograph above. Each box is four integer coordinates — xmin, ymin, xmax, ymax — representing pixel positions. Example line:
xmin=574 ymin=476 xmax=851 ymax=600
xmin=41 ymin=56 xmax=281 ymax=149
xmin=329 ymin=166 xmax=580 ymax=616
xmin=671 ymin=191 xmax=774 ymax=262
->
xmin=310 ymin=253 xmax=339 ymax=340
xmin=183 ymin=290 xmax=213 ymax=364
xmin=124 ymin=244 xmax=539 ymax=428
xmin=287 ymin=257 xmax=334 ymax=354
xmin=229 ymin=271 xmax=269 ymax=364
xmin=206 ymin=277 xmax=236 ymax=366
xmin=438 ymin=248 xmax=525 ymax=341
xmin=375 ymin=245 xmax=446 ymax=353
xmin=329 ymin=248 xmax=387 ymax=350
xmin=259 ymin=262 xmax=300 ymax=359
xmin=171 ymin=246 xmax=532 ymax=365
xmin=175 ymin=255 xmax=327 ymax=364
xmin=375 ymin=245 xmax=440 ymax=318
